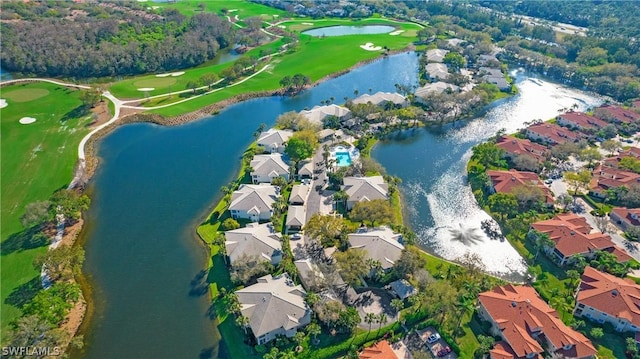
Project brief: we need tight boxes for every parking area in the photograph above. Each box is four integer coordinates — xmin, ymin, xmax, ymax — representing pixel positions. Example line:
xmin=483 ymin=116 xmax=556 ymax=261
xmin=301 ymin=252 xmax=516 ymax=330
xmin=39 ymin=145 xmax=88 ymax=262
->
xmin=416 ymin=327 xmax=457 ymax=359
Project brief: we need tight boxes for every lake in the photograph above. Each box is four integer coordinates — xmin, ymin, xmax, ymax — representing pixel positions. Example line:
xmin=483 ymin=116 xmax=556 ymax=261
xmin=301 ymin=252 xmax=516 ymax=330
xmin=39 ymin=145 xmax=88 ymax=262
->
xmin=302 ymin=25 xmax=395 ymax=37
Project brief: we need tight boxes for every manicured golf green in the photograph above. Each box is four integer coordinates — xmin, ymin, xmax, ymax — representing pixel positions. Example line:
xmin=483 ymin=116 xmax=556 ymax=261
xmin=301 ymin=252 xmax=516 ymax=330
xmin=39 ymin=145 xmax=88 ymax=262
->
xmin=132 ymin=77 xmax=178 ymax=90
xmin=0 ymin=82 xmax=91 ymax=330
xmin=151 ymin=0 xmax=287 ymax=20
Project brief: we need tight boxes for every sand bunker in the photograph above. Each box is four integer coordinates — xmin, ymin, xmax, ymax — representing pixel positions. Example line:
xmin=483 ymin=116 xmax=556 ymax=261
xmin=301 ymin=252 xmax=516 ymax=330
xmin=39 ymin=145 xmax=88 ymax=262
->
xmin=171 ymin=72 xmax=185 ymax=77
xmin=228 ymin=9 xmax=238 ymax=12
xmin=0 ymin=99 xmax=7 ymax=109
xmin=138 ymin=88 xmax=155 ymax=91
xmin=156 ymin=73 xmax=172 ymax=77
xmin=389 ymin=30 xmax=405 ymax=36
xmin=155 ymin=71 xmax=184 ymax=78
xmin=278 ymin=25 xmax=286 ymax=29
xmin=360 ymin=42 xmax=382 ymax=51
xmin=302 ymin=22 xmax=314 ymax=25
xmin=19 ymin=117 xmax=36 ymax=124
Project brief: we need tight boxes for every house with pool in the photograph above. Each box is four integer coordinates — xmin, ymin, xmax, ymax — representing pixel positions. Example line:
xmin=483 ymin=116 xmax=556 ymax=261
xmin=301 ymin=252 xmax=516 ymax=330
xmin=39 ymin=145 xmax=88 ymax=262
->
xmin=342 ymin=175 xmax=388 ymax=210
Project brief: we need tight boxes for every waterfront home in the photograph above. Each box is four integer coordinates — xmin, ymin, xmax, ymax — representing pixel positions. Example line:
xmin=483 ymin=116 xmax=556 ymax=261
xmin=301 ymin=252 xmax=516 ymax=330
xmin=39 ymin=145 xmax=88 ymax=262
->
xmin=294 ymin=258 xmax=345 ymax=292
xmin=525 ymin=123 xmax=584 ymax=146
xmin=610 ymin=207 xmax=640 ymax=231
xmin=589 ymin=164 xmax=640 ymax=198
xmin=236 ymin=274 xmax=311 ymax=345
xmin=425 ymin=63 xmax=449 ymax=81
xmin=478 ymin=284 xmax=597 ymax=359
xmin=388 ymin=279 xmax=417 ymax=300
xmin=530 ymin=213 xmax=631 ymax=265
xmin=289 ymin=184 xmax=311 ymax=205
xmin=487 ymin=169 xmax=554 ymax=205
xmin=574 ymin=266 xmax=640 ymax=332
xmin=351 ymin=92 xmax=408 ymax=108
xmin=414 ymin=81 xmax=460 ymax=99
xmin=250 ymin=154 xmax=290 ymax=184
xmin=224 ymin=222 xmax=282 ymax=266
xmin=257 ymin=128 xmax=293 ymax=154
xmin=478 ymin=67 xmax=510 ymax=91
xmin=348 ymin=226 xmax=404 ymax=271
xmin=603 ymin=147 xmax=640 ymax=168
xmin=594 ymin=104 xmax=640 ymax=126
xmin=425 ymin=48 xmax=449 ymax=63
xmin=556 ymin=112 xmax=607 ymax=133
xmin=342 ymin=176 xmax=389 ymax=210
xmin=496 ymin=135 xmax=549 ymax=164
xmin=229 ymin=184 xmax=279 ymax=222
xmin=300 ymin=104 xmax=351 ymax=125
xmin=285 ymin=205 xmax=306 ymax=231
xmin=477 ymin=54 xmax=500 ymax=67
xmin=358 ymin=340 xmax=398 ymax=359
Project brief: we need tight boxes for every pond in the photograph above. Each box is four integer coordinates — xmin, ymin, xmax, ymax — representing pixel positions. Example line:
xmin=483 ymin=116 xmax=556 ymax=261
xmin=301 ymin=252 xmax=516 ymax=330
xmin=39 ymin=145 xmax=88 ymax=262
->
xmin=302 ymin=25 xmax=395 ymax=37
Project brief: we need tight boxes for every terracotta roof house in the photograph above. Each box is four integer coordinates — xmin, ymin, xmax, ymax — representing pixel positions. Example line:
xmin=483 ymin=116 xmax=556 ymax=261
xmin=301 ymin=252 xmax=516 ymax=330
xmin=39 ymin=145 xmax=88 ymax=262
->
xmin=425 ymin=48 xmax=449 ymax=63
xmin=496 ymin=136 xmax=549 ymax=164
xmin=556 ymin=112 xmax=608 ymax=133
xmin=603 ymin=147 xmax=640 ymax=168
xmin=490 ymin=341 xmax=542 ymax=359
xmin=236 ymin=274 xmax=311 ymax=345
xmin=610 ymin=207 xmax=640 ymax=231
xmin=351 ymin=92 xmax=408 ymax=108
xmin=342 ymin=176 xmax=389 ymax=210
xmin=478 ymin=284 xmax=597 ymax=359
xmin=257 ymin=128 xmax=293 ymax=154
xmin=530 ymin=213 xmax=631 ymax=265
xmin=525 ymin=123 xmax=584 ymax=146
xmin=250 ymin=154 xmax=290 ymax=184
xmin=289 ymin=184 xmax=310 ymax=205
xmin=594 ymin=104 xmax=640 ymax=125
xmin=487 ymin=169 xmax=554 ymax=205
xmin=574 ymin=266 xmax=640 ymax=332
xmin=224 ymin=222 xmax=282 ymax=266
xmin=425 ymin=63 xmax=449 ymax=81
xmin=359 ymin=340 xmax=398 ymax=359
xmin=229 ymin=184 xmax=279 ymax=222
xmin=300 ymin=104 xmax=351 ymax=125
xmin=348 ymin=226 xmax=404 ymax=270
xmin=285 ymin=205 xmax=306 ymax=231
xmin=589 ymin=164 xmax=640 ymax=198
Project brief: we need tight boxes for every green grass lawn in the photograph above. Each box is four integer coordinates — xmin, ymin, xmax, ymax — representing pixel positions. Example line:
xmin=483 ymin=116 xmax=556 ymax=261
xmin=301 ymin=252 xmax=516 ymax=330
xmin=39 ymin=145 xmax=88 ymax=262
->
xmin=150 ymin=0 xmax=288 ymax=21
xmin=0 ymin=82 xmax=91 ymax=330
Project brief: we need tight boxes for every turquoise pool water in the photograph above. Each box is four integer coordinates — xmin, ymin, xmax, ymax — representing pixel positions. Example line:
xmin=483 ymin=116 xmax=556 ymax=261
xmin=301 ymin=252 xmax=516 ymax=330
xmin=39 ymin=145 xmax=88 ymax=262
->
xmin=335 ymin=152 xmax=352 ymax=166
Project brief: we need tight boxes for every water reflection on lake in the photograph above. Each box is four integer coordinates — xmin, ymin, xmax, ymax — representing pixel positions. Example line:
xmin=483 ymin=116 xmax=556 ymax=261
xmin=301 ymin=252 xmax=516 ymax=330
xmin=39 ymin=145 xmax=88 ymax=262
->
xmin=302 ymin=25 xmax=395 ymax=37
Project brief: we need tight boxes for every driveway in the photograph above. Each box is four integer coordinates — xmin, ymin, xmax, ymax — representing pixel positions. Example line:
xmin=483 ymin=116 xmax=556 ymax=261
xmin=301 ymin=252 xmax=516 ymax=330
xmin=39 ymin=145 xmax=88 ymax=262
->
xmin=416 ymin=327 xmax=457 ymax=359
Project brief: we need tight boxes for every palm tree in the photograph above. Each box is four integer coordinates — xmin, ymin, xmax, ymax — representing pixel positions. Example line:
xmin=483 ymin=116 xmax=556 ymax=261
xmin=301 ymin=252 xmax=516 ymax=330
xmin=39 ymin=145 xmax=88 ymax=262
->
xmin=391 ymin=298 xmax=404 ymax=314
xmin=235 ymin=315 xmax=250 ymax=335
xmin=454 ymin=297 xmax=476 ymax=332
xmin=365 ymin=312 xmax=377 ymax=334
xmin=333 ymin=190 xmax=348 ymax=210
xmin=305 ymin=292 xmax=321 ymax=308
xmin=306 ymin=322 xmax=321 ymax=344
xmin=377 ymin=313 xmax=387 ymax=333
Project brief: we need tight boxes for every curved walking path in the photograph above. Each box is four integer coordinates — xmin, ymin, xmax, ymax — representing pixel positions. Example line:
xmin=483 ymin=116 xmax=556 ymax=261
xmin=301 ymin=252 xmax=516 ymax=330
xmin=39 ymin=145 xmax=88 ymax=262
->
xmin=0 ymin=77 xmax=92 ymax=89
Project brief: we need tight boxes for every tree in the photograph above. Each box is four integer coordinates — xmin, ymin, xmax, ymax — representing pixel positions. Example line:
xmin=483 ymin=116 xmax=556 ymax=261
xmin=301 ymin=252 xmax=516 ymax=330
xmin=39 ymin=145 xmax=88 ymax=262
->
xmin=349 ymin=199 xmax=394 ymax=226
xmin=34 ymin=245 xmax=85 ymax=282
xmin=391 ymin=298 xmax=404 ymax=313
xmin=293 ymin=331 xmax=306 ymax=347
xmin=49 ymin=189 xmax=90 ymax=224
xmin=285 ymin=130 xmax=319 ymax=167
xmin=601 ymin=139 xmax=620 ymax=155
xmin=475 ymin=335 xmax=495 ymax=358
xmin=6 ymin=315 xmax=66 ymax=350
xmin=337 ymin=307 xmax=361 ymax=334
xmin=563 ymin=170 xmax=592 ymax=196
xmin=306 ymin=322 xmax=321 ymax=343
xmin=222 ymin=218 xmax=240 ymax=230
xmin=529 ymin=230 xmax=555 ymax=260
xmin=185 ymin=80 xmax=199 ymax=93
xmin=334 ymin=248 xmax=368 ymax=286
xmin=394 ymin=246 xmax=427 ymax=280
xmin=230 ymin=254 xmax=273 ymax=284
xmin=377 ymin=313 xmax=387 ymax=331
xmin=487 ymin=192 xmax=518 ymax=221
xmin=303 ymin=214 xmax=346 ymax=247
xmin=235 ymin=315 xmax=250 ymax=335
xmin=589 ymin=327 xmax=604 ymax=339
xmin=279 ymin=75 xmax=292 ymax=90
xmin=200 ymin=73 xmax=219 ymax=88
xmin=20 ymin=201 xmax=52 ymax=228
xmin=578 ymin=147 xmax=602 ymax=167
xmin=511 ymin=184 xmax=545 ymax=210
xmin=23 ymin=282 xmax=80 ymax=325
xmin=79 ymin=88 xmax=102 ymax=108
xmin=551 ymin=141 xmax=581 ymax=161
xmin=443 ymin=52 xmax=466 ymax=72
xmin=471 ymin=142 xmax=506 ymax=169
xmin=513 ymin=154 xmax=541 ymax=172
xmin=626 ymin=337 xmax=639 ymax=357
xmin=365 ymin=312 xmax=376 ymax=333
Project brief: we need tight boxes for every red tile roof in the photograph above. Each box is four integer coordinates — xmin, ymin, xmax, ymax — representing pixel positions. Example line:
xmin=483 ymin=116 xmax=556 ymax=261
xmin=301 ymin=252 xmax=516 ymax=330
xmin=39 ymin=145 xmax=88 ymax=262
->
xmin=611 ymin=207 xmax=640 ymax=227
xmin=531 ymin=213 xmax=632 ymax=262
xmin=577 ymin=266 xmax=640 ymax=327
xmin=525 ymin=123 xmax=584 ymax=145
xmin=595 ymin=105 xmax=640 ymax=124
xmin=487 ymin=169 xmax=554 ymax=204
xmin=490 ymin=341 xmax=543 ymax=359
xmin=557 ymin=112 xmax=608 ymax=131
xmin=479 ymin=285 xmax=596 ymax=359
xmin=359 ymin=340 xmax=398 ymax=359
xmin=590 ymin=165 xmax=640 ymax=194
xmin=496 ymin=136 xmax=549 ymax=163
xmin=603 ymin=148 xmax=640 ymax=168
xmin=633 ymin=100 xmax=640 ymax=109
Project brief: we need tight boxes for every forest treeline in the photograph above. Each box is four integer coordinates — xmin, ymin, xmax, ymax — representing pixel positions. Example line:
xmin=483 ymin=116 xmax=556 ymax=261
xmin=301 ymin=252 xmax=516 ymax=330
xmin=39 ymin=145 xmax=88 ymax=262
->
xmin=0 ymin=2 xmax=235 ymax=78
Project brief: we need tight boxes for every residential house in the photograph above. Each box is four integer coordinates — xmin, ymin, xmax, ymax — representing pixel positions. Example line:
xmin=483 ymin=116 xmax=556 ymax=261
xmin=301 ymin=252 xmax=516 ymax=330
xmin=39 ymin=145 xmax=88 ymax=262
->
xmin=556 ymin=112 xmax=608 ymax=133
xmin=496 ymin=135 xmax=549 ymax=164
xmin=530 ymin=213 xmax=631 ymax=265
xmin=317 ymin=129 xmax=337 ymax=143
xmin=257 ymin=128 xmax=293 ymax=154
xmin=525 ymin=123 xmax=584 ymax=146
xmin=351 ymin=92 xmax=408 ymax=108
xmin=478 ymin=67 xmax=510 ymax=91
xmin=294 ymin=258 xmax=345 ymax=292
xmin=236 ymin=274 xmax=311 ymax=344
xmin=589 ymin=164 xmax=640 ymax=198
xmin=594 ymin=104 xmax=640 ymax=126
xmin=388 ymin=279 xmax=417 ymax=300
xmin=477 ymin=54 xmax=500 ymax=67
xmin=289 ymin=184 xmax=310 ymax=205
xmin=574 ymin=266 xmax=640 ymax=332
xmin=414 ymin=81 xmax=460 ymax=99
xmin=342 ymin=176 xmax=389 ymax=210
xmin=250 ymin=154 xmax=290 ymax=184
xmin=478 ymin=284 xmax=597 ymax=359
xmin=229 ymin=184 xmax=279 ymax=222
xmin=487 ymin=169 xmax=554 ymax=205
xmin=300 ymin=104 xmax=351 ymax=125
xmin=425 ymin=63 xmax=449 ymax=81
xmin=358 ymin=340 xmax=398 ymax=359
xmin=610 ymin=207 xmax=640 ymax=231
xmin=348 ymin=226 xmax=404 ymax=270
xmin=224 ymin=222 xmax=282 ymax=266
xmin=298 ymin=161 xmax=314 ymax=178
xmin=285 ymin=205 xmax=306 ymax=231
xmin=425 ymin=48 xmax=449 ymax=63
xmin=603 ymin=147 xmax=640 ymax=168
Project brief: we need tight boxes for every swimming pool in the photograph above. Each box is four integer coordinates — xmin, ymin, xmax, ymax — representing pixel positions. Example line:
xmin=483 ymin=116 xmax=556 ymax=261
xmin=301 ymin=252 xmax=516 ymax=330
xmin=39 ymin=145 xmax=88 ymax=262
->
xmin=335 ymin=152 xmax=352 ymax=166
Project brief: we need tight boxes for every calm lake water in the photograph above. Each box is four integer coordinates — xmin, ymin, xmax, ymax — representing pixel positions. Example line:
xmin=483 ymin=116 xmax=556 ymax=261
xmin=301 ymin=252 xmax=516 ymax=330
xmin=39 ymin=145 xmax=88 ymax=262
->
xmin=302 ymin=25 xmax=395 ymax=37
xmin=77 ymin=52 xmax=419 ymax=359
xmin=373 ymin=70 xmax=602 ymax=280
